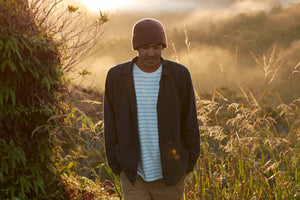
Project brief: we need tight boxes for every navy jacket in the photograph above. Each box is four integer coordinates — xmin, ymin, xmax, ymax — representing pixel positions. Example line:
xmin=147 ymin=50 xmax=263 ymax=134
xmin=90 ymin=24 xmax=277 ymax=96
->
xmin=104 ymin=57 xmax=200 ymax=186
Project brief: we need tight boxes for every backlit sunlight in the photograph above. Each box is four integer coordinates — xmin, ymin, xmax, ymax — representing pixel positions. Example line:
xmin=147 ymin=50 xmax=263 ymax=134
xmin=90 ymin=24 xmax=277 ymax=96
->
xmin=79 ymin=0 xmax=132 ymax=11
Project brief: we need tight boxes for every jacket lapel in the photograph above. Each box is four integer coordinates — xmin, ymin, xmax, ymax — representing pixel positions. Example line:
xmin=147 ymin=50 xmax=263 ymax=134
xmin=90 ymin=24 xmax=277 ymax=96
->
xmin=123 ymin=57 xmax=138 ymax=124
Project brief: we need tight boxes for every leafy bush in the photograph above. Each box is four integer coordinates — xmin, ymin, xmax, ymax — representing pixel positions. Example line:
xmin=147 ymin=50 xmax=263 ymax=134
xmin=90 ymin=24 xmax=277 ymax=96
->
xmin=0 ymin=0 xmax=111 ymax=198
xmin=49 ymin=86 xmax=123 ymax=199
xmin=0 ymin=0 xmax=67 ymax=199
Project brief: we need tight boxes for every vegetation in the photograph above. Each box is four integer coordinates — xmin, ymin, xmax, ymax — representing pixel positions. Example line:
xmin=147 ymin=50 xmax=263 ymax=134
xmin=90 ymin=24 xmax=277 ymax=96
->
xmin=0 ymin=0 xmax=67 ymax=198
xmin=66 ymin=46 xmax=300 ymax=200
xmin=85 ymin=3 xmax=300 ymax=101
xmin=170 ymin=4 xmax=300 ymax=62
xmin=0 ymin=0 xmax=112 ymax=199
xmin=1 ymin=0 xmax=299 ymax=199
xmin=186 ymin=60 xmax=300 ymax=199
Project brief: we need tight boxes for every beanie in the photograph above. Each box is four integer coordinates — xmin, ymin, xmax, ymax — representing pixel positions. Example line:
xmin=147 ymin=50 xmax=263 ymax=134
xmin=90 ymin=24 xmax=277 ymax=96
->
xmin=132 ymin=18 xmax=167 ymax=50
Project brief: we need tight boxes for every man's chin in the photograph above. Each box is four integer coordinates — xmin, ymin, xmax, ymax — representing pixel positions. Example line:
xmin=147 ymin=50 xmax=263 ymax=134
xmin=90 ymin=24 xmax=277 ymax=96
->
xmin=145 ymin=60 xmax=160 ymax=66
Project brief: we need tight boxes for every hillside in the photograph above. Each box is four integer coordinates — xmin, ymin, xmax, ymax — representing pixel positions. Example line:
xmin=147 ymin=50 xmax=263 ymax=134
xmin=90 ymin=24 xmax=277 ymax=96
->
xmin=76 ymin=3 xmax=300 ymax=102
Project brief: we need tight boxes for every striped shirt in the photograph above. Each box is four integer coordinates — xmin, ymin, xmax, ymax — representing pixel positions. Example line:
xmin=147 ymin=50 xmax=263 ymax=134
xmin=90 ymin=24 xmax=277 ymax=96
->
xmin=133 ymin=63 xmax=163 ymax=182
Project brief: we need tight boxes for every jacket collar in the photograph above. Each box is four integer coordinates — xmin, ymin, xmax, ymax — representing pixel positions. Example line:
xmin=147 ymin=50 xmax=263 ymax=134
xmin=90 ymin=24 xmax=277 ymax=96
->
xmin=122 ymin=56 xmax=170 ymax=76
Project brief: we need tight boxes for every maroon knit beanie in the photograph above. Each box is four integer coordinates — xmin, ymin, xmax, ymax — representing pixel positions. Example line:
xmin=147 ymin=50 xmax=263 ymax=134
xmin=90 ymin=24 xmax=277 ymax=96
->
xmin=132 ymin=18 xmax=167 ymax=50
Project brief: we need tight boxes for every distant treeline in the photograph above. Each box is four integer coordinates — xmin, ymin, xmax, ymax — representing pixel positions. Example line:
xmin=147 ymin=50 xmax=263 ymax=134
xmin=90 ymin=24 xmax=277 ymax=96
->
xmin=169 ymin=4 xmax=300 ymax=64
xmin=95 ymin=3 xmax=300 ymax=65
xmin=86 ymin=3 xmax=300 ymax=102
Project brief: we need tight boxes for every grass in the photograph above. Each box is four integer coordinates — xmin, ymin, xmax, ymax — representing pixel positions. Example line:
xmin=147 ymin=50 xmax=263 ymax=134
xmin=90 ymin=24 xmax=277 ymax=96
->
xmin=185 ymin=94 xmax=300 ymax=199
xmin=183 ymin=50 xmax=300 ymax=200
xmin=60 ymin=42 xmax=300 ymax=199
xmin=93 ymin=49 xmax=300 ymax=199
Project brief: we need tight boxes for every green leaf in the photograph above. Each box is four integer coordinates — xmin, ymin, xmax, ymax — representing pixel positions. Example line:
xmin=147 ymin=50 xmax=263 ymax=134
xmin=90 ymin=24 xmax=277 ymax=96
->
xmin=36 ymin=175 xmax=46 ymax=195
xmin=4 ymin=88 xmax=10 ymax=104
xmin=0 ymin=40 xmax=4 ymax=50
xmin=7 ymin=59 xmax=17 ymax=72
xmin=20 ymin=36 xmax=32 ymax=56
xmin=67 ymin=162 xmax=73 ymax=169
xmin=8 ymin=186 xmax=16 ymax=199
xmin=0 ymin=170 xmax=3 ymax=181
xmin=19 ymin=62 xmax=26 ymax=72
xmin=5 ymin=40 xmax=12 ymax=58
xmin=33 ymin=57 xmax=41 ymax=66
xmin=28 ymin=67 xmax=39 ymax=79
xmin=16 ymin=148 xmax=26 ymax=165
xmin=1 ymin=60 xmax=7 ymax=71
xmin=33 ymin=180 xmax=39 ymax=195
xmin=1 ymin=159 xmax=9 ymax=175
xmin=68 ymin=5 xmax=79 ymax=13
xmin=79 ymin=69 xmax=91 ymax=76
xmin=10 ymin=89 xmax=16 ymax=105
xmin=41 ymin=77 xmax=51 ymax=90
xmin=39 ymin=147 xmax=45 ymax=163
xmin=11 ymin=37 xmax=22 ymax=61
xmin=18 ymin=193 xmax=26 ymax=200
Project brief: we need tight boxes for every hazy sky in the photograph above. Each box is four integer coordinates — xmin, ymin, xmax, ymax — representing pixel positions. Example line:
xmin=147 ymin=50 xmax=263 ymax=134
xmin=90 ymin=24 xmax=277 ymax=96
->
xmin=99 ymin=0 xmax=300 ymax=38
xmin=74 ymin=0 xmax=300 ymax=90
xmin=120 ymin=0 xmax=300 ymax=12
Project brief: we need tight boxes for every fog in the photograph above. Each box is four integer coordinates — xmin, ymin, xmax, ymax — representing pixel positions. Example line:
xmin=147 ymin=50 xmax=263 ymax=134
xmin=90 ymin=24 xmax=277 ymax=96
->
xmin=121 ymin=0 xmax=300 ymax=12
xmin=71 ymin=1 xmax=300 ymax=101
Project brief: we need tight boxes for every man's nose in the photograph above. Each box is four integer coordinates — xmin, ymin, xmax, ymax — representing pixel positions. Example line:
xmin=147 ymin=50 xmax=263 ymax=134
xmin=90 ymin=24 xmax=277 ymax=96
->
xmin=147 ymin=48 xmax=155 ymax=56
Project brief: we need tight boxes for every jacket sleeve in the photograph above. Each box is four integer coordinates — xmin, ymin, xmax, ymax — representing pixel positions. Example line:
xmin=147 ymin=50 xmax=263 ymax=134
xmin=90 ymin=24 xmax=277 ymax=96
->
xmin=181 ymin=69 xmax=200 ymax=173
xmin=104 ymin=71 xmax=122 ymax=175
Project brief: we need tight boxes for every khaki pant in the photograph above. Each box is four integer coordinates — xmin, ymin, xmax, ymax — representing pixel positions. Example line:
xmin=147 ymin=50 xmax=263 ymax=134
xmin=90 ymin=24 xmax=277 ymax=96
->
xmin=120 ymin=172 xmax=185 ymax=200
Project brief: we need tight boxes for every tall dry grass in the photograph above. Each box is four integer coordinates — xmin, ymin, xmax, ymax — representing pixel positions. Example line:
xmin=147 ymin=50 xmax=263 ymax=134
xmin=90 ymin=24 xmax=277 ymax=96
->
xmin=184 ymin=48 xmax=300 ymax=199
xmin=60 ymin=32 xmax=300 ymax=200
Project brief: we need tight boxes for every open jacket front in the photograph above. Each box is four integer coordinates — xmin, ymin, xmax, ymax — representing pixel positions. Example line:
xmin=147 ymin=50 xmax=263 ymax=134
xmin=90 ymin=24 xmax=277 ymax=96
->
xmin=104 ymin=57 xmax=200 ymax=186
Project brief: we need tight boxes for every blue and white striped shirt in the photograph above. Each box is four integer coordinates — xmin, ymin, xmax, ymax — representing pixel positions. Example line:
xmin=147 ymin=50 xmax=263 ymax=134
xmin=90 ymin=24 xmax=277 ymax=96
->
xmin=133 ymin=63 xmax=163 ymax=182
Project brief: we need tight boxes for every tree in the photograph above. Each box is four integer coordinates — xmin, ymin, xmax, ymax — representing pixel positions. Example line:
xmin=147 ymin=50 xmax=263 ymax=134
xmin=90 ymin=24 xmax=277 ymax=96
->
xmin=0 ymin=0 xmax=108 ymax=199
xmin=31 ymin=0 xmax=108 ymax=72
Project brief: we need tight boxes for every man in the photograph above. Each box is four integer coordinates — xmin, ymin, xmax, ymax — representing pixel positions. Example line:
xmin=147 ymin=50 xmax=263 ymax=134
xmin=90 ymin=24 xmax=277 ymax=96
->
xmin=104 ymin=18 xmax=200 ymax=200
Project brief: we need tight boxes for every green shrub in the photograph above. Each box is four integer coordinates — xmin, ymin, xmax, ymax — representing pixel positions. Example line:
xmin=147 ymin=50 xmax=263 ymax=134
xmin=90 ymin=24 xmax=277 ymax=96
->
xmin=0 ymin=0 xmax=67 ymax=199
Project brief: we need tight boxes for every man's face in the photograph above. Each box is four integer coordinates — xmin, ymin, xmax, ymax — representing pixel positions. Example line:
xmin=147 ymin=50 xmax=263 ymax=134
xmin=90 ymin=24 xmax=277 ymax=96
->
xmin=136 ymin=43 xmax=163 ymax=72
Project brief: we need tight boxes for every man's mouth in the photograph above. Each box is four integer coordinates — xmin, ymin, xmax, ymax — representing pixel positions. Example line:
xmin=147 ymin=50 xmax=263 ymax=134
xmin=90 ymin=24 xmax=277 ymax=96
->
xmin=145 ymin=57 xmax=157 ymax=63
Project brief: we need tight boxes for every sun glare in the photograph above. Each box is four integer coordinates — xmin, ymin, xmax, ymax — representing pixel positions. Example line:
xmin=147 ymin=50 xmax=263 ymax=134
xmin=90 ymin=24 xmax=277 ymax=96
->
xmin=79 ymin=0 xmax=132 ymax=11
